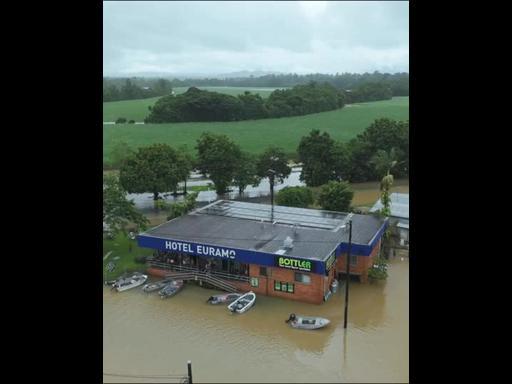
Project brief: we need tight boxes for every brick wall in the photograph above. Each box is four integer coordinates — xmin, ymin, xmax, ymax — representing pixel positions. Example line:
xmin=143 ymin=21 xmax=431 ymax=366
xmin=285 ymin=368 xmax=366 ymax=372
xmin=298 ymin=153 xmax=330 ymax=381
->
xmin=335 ymin=239 xmax=381 ymax=283
xmin=247 ymin=264 xmax=327 ymax=304
xmin=147 ymin=265 xmax=334 ymax=305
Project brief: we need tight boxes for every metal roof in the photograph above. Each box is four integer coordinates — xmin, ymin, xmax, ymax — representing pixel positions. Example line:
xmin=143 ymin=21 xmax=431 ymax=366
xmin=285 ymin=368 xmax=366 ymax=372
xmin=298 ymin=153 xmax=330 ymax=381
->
xmin=140 ymin=200 xmax=386 ymax=261
xmin=369 ymin=193 xmax=409 ymax=219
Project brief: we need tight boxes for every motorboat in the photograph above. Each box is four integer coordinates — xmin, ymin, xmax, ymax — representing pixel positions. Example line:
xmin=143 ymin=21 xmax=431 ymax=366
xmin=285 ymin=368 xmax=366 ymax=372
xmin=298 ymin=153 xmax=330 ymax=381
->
xmin=159 ymin=280 xmax=184 ymax=299
xmin=112 ymin=272 xmax=148 ymax=292
xmin=206 ymin=293 xmax=241 ymax=305
xmin=285 ymin=313 xmax=330 ymax=330
xmin=227 ymin=291 xmax=256 ymax=314
xmin=142 ymin=278 xmax=173 ymax=293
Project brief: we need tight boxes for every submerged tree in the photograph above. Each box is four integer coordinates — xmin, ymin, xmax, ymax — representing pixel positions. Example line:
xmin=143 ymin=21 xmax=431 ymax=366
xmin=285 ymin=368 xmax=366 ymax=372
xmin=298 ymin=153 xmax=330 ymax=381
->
xmin=375 ymin=162 xmax=395 ymax=269
xmin=119 ymin=144 xmax=182 ymax=200
xmin=196 ymin=132 xmax=242 ymax=194
xmin=256 ymin=146 xmax=291 ymax=206
xmin=297 ymin=129 xmax=336 ymax=186
xmin=233 ymin=152 xmax=260 ymax=195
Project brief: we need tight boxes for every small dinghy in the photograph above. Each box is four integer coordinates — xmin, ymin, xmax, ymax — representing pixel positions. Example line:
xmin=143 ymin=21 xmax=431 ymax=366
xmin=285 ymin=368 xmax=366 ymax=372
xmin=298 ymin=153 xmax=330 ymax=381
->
xmin=285 ymin=313 xmax=330 ymax=330
xmin=159 ymin=280 xmax=184 ymax=299
xmin=207 ymin=293 xmax=241 ymax=305
xmin=227 ymin=291 xmax=256 ymax=314
xmin=142 ymin=278 xmax=173 ymax=293
xmin=112 ymin=272 xmax=148 ymax=292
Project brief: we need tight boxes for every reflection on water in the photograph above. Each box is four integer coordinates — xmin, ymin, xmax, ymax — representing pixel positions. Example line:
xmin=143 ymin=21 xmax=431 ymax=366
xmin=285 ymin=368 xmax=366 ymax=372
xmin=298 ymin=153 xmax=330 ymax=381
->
xmin=103 ymin=258 xmax=408 ymax=383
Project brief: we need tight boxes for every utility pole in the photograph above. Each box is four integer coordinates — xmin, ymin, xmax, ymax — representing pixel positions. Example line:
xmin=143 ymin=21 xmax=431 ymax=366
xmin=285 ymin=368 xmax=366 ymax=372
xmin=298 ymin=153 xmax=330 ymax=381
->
xmin=268 ymin=169 xmax=276 ymax=222
xmin=187 ymin=360 xmax=193 ymax=384
xmin=343 ymin=219 xmax=352 ymax=329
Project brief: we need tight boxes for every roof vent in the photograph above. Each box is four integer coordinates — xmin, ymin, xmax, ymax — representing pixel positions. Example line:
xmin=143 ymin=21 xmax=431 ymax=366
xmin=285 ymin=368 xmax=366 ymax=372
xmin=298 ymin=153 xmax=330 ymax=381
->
xmin=283 ymin=236 xmax=294 ymax=249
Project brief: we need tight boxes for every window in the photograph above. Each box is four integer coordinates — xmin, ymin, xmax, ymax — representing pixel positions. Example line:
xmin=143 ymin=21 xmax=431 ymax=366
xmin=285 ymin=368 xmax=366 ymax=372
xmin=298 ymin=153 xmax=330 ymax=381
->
xmin=295 ymin=273 xmax=311 ymax=284
xmin=350 ymin=254 xmax=358 ymax=266
xmin=250 ymin=277 xmax=259 ymax=287
xmin=274 ymin=281 xmax=294 ymax=293
xmin=260 ymin=267 xmax=267 ymax=277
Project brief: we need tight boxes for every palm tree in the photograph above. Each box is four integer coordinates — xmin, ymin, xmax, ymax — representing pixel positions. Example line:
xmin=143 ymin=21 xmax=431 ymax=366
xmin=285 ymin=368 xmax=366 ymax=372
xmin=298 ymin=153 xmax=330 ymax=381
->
xmin=371 ymin=148 xmax=400 ymax=179
xmin=372 ymin=149 xmax=400 ymax=261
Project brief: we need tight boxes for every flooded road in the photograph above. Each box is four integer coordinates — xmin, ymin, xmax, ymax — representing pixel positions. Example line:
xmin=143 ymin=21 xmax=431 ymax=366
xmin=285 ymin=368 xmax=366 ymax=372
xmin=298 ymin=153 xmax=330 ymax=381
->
xmin=103 ymin=257 xmax=408 ymax=383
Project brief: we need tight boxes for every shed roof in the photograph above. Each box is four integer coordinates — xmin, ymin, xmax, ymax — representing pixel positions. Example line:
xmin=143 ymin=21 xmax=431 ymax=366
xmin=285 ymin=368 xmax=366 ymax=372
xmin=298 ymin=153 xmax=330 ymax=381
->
xmin=369 ymin=193 xmax=409 ymax=219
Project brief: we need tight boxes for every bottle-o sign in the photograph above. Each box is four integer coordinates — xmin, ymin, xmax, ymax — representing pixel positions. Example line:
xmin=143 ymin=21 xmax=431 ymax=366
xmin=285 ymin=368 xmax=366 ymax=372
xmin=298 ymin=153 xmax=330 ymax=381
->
xmin=276 ymin=256 xmax=312 ymax=272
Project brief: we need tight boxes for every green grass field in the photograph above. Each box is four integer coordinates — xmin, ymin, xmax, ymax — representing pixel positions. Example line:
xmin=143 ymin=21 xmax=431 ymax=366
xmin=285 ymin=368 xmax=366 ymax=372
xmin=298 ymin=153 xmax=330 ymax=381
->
xmin=103 ymin=96 xmax=409 ymax=164
xmin=103 ymin=86 xmax=284 ymax=122
xmin=103 ymin=232 xmax=154 ymax=281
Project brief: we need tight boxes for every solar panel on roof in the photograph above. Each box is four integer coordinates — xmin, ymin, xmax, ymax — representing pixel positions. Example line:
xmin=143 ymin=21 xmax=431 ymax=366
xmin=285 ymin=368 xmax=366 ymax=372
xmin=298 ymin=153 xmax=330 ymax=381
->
xmin=197 ymin=200 xmax=348 ymax=230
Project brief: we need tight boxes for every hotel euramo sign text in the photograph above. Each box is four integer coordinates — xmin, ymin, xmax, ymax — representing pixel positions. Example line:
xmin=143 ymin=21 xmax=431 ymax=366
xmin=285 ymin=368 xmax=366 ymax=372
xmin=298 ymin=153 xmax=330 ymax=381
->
xmin=163 ymin=239 xmax=236 ymax=259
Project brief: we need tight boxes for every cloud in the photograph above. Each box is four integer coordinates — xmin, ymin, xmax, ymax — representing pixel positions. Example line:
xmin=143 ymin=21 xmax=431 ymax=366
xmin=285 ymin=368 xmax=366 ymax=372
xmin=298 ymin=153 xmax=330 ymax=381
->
xmin=103 ymin=1 xmax=409 ymax=76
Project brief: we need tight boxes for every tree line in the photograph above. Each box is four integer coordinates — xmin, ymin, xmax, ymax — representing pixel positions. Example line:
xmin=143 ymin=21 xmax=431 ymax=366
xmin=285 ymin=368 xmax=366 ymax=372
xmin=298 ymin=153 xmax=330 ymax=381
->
xmin=298 ymin=118 xmax=409 ymax=184
xmin=156 ymin=71 xmax=408 ymax=95
xmin=103 ymin=71 xmax=408 ymax=103
xmin=144 ymin=82 xmax=345 ymax=123
xmin=103 ymin=78 xmax=173 ymax=102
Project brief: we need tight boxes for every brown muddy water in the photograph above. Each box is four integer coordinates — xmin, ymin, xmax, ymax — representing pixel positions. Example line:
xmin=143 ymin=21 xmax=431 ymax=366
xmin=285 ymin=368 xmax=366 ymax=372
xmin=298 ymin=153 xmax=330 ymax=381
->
xmin=103 ymin=258 xmax=409 ymax=383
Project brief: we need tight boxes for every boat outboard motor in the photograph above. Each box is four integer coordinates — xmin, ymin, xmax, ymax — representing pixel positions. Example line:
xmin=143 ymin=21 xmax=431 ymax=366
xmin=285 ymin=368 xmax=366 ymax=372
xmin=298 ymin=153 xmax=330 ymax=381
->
xmin=286 ymin=313 xmax=296 ymax=323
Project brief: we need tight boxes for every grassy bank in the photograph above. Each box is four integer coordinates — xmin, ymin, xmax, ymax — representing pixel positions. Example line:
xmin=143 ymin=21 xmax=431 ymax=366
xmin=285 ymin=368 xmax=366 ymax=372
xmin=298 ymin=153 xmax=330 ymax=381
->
xmin=102 ymin=232 xmax=154 ymax=281
xmin=103 ymin=96 xmax=409 ymax=164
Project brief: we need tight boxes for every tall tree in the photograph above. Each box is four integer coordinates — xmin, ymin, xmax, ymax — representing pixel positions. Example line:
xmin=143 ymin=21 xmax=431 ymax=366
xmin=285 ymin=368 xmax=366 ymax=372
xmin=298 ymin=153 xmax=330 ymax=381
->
xmin=317 ymin=181 xmax=354 ymax=212
xmin=175 ymin=146 xmax=195 ymax=194
xmin=256 ymin=146 xmax=291 ymax=206
xmin=103 ymin=175 xmax=148 ymax=236
xmin=371 ymin=148 xmax=400 ymax=179
xmin=196 ymin=133 xmax=242 ymax=194
xmin=233 ymin=152 xmax=260 ymax=195
xmin=297 ymin=130 xmax=336 ymax=186
xmin=331 ymin=141 xmax=351 ymax=182
xmin=119 ymin=144 xmax=182 ymax=200
xmin=378 ymin=172 xmax=394 ymax=262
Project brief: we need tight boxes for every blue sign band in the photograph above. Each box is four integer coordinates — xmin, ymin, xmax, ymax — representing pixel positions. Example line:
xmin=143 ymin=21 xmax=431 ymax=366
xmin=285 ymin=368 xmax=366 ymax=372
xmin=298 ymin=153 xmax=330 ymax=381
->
xmin=137 ymin=235 xmax=326 ymax=274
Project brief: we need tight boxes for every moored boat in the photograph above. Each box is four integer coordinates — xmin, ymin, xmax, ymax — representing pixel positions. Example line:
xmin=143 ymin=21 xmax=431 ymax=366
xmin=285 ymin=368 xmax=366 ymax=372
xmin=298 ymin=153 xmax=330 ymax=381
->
xmin=113 ymin=272 xmax=148 ymax=292
xmin=285 ymin=313 xmax=330 ymax=330
xmin=159 ymin=280 xmax=184 ymax=299
xmin=227 ymin=291 xmax=256 ymax=314
xmin=207 ymin=293 xmax=241 ymax=305
xmin=142 ymin=278 xmax=173 ymax=293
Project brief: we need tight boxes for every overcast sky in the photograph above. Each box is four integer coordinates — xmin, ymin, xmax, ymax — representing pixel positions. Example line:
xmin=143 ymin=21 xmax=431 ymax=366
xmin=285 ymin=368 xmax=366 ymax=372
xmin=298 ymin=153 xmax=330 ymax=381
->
xmin=103 ymin=1 xmax=409 ymax=77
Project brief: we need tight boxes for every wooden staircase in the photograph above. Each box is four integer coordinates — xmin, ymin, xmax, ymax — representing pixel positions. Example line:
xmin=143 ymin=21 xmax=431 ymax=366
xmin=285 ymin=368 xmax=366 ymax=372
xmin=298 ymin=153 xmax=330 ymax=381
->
xmin=163 ymin=270 xmax=240 ymax=293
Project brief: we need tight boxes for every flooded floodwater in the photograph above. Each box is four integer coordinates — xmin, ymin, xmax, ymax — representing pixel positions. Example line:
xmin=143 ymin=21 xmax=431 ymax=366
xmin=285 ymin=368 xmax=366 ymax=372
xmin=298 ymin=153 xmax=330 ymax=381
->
xmin=103 ymin=257 xmax=409 ymax=383
xmin=126 ymin=168 xmax=409 ymax=227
